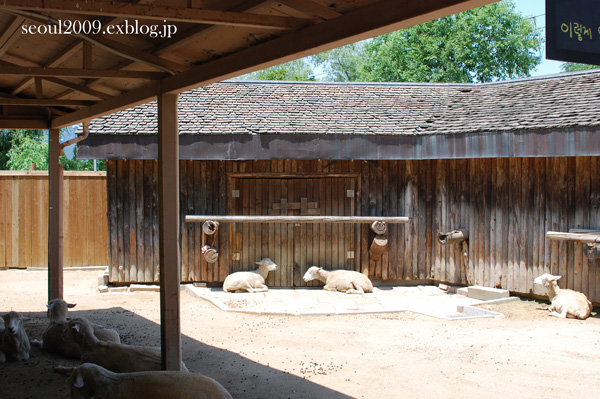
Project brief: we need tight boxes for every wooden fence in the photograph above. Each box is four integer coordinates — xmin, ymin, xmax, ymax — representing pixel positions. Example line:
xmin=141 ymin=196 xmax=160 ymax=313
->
xmin=0 ymin=171 xmax=108 ymax=269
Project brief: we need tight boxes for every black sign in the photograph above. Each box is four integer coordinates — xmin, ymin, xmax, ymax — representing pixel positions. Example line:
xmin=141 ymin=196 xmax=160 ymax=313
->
xmin=546 ymin=0 xmax=600 ymax=65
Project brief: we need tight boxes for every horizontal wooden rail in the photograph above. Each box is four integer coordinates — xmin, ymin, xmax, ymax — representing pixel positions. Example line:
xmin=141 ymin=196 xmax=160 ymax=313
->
xmin=546 ymin=231 xmax=600 ymax=243
xmin=186 ymin=215 xmax=410 ymax=224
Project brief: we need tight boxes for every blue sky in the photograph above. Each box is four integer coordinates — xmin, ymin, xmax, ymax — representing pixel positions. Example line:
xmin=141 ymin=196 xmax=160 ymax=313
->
xmin=512 ymin=0 xmax=564 ymax=76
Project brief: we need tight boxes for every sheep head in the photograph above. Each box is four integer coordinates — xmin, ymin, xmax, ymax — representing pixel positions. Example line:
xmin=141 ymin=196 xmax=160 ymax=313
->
xmin=534 ymin=273 xmax=562 ymax=287
xmin=66 ymin=318 xmax=95 ymax=343
xmin=2 ymin=311 xmax=30 ymax=336
xmin=303 ymin=266 xmax=322 ymax=282
xmin=256 ymin=258 xmax=278 ymax=272
xmin=47 ymin=298 xmax=76 ymax=319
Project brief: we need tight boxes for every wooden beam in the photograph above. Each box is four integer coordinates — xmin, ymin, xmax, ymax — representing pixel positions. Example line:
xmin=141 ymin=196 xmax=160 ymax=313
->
xmin=186 ymin=215 xmax=410 ymax=224
xmin=34 ymin=77 xmax=43 ymax=99
xmin=277 ymin=0 xmax=342 ymax=20
xmin=157 ymin=84 xmax=182 ymax=371
xmin=83 ymin=34 xmax=188 ymax=74
xmin=0 ymin=65 xmax=168 ymax=79
xmin=42 ymin=77 xmax=114 ymax=100
xmin=48 ymin=128 xmax=63 ymax=301
xmin=0 ymin=118 xmax=50 ymax=129
xmin=0 ymin=16 xmax=24 ymax=57
xmin=0 ymin=0 xmax=314 ymax=29
xmin=0 ymin=98 xmax=98 ymax=106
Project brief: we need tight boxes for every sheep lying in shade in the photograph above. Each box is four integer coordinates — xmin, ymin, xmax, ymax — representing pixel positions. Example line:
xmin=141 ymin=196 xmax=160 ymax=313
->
xmin=534 ymin=273 xmax=593 ymax=319
xmin=223 ymin=258 xmax=278 ymax=293
xmin=303 ymin=266 xmax=374 ymax=294
xmin=33 ymin=299 xmax=120 ymax=359
xmin=1 ymin=311 xmax=31 ymax=363
xmin=62 ymin=317 xmax=188 ymax=373
xmin=67 ymin=363 xmax=232 ymax=399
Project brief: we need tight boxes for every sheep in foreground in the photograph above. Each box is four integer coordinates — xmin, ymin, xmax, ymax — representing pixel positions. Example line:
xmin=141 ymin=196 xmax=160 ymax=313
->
xmin=35 ymin=299 xmax=120 ymax=359
xmin=67 ymin=363 xmax=232 ymax=399
xmin=64 ymin=317 xmax=188 ymax=372
xmin=0 ymin=311 xmax=31 ymax=363
xmin=223 ymin=257 xmax=278 ymax=293
xmin=303 ymin=266 xmax=374 ymax=294
xmin=534 ymin=273 xmax=593 ymax=319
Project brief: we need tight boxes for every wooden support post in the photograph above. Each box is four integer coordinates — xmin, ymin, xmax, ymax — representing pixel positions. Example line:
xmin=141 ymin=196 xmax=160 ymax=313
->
xmin=48 ymin=128 xmax=63 ymax=301
xmin=369 ymin=235 xmax=388 ymax=261
xmin=158 ymin=85 xmax=181 ymax=371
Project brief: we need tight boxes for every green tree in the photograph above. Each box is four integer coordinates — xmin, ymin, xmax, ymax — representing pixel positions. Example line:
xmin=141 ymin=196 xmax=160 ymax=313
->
xmin=238 ymin=59 xmax=315 ymax=81
xmin=0 ymin=128 xmax=106 ymax=171
xmin=561 ymin=63 xmax=600 ymax=73
xmin=311 ymin=42 xmax=366 ymax=82
xmin=4 ymin=130 xmax=49 ymax=170
xmin=314 ymin=0 xmax=541 ymax=83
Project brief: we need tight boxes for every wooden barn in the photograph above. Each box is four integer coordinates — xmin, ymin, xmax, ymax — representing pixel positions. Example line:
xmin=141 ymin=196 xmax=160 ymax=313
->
xmin=79 ymin=70 xmax=600 ymax=304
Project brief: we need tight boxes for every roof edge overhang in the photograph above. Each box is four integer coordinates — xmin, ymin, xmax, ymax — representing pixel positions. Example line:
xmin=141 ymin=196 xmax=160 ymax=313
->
xmin=77 ymin=127 xmax=600 ymax=161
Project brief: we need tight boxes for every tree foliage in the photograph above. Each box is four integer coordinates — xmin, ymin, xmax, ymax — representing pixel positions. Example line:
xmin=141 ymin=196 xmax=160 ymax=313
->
xmin=249 ymin=1 xmax=542 ymax=83
xmin=560 ymin=63 xmax=600 ymax=73
xmin=0 ymin=129 xmax=105 ymax=171
xmin=358 ymin=1 xmax=541 ymax=82
xmin=237 ymin=59 xmax=315 ymax=81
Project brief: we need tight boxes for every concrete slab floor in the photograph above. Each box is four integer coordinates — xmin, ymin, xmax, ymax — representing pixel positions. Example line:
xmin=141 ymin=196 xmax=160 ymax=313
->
xmin=184 ymin=285 xmax=515 ymax=320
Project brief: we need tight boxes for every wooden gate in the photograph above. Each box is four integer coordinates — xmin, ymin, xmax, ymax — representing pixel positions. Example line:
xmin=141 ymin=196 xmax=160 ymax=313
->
xmin=229 ymin=176 xmax=359 ymax=287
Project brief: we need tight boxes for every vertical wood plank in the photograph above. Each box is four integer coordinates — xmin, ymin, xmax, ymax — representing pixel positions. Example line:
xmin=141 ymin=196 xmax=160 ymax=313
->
xmin=404 ymin=160 xmax=416 ymax=280
xmin=143 ymin=161 xmax=154 ymax=282
xmin=0 ymin=176 xmax=7 ymax=269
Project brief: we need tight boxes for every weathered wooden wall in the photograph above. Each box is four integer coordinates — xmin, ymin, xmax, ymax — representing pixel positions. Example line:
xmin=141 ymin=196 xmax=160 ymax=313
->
xmin=107 ymin=157 xmax=600 ymax=304
xmin=0 ymin=171 xmax=108 ymax=269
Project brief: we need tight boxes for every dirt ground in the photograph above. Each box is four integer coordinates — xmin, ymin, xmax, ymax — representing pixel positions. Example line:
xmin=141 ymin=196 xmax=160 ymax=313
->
xmin=1 ymin=269 xmax=599 ymax=399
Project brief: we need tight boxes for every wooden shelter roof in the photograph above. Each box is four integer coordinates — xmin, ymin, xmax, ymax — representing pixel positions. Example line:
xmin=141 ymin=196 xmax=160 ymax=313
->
xmin=0 ymin=0 xmax=496 ymax=130
xmin=79 ymin=70 xmax=600 ymax=160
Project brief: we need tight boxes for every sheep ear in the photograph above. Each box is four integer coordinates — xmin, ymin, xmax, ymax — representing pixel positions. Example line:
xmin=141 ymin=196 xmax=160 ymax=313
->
xmin=551 ymin=275 xmax=562 ymax=281
xmin=67 ymin=303 xmax=76 ymax=308
xmin=22 ymin=317 xmax=32 ymax=322
xmin=71 ymin=323 xmax=81 ymax=333
xmin=47 ymin=303 xmax=54 ymax=310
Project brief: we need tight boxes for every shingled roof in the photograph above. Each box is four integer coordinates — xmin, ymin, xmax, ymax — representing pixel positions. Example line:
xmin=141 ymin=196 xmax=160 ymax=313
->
xmin=87 ymin=69 xmax=600 ymax=137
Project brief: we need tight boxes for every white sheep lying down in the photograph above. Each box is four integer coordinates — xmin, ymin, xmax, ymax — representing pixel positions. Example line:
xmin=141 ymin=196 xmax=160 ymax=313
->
xmin=1 ymin=311 xmax=31 ymax=363
xmin=36 ymin=299 xmax=120 ymax=359
xmin=65 ymin=317 xmax=189 ymax=372
xmin=67 ymin=363 xmax=232 ymax=399
xmin=303 ymin=266 xmax=374 ymax=294
xmin=534 ymin=273 xmax=593 ymax=319
xmin=223 ymin=258 xmax=278 ymax=293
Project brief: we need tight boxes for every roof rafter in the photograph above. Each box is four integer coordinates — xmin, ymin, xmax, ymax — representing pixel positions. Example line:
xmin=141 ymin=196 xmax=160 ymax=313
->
xmin=277 ymin=0 xmax=342 ymax=20
xmin=42 ymin=77 xmax=114 ymax=100
xmin=0 ymin=0 xmax=315 ymax=30
xmin=0 ymin=15 xmax=24 ymax=57
xmin=0 ymin=98 xmax=98 ymax=106
xmin=0 ymin=65 xmax=168 ymax=79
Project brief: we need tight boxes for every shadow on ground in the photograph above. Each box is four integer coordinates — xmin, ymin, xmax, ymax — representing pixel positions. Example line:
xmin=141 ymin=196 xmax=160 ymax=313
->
xmin=0 ymin=307 xmax=351 ymax=399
